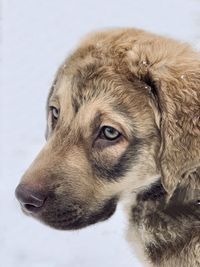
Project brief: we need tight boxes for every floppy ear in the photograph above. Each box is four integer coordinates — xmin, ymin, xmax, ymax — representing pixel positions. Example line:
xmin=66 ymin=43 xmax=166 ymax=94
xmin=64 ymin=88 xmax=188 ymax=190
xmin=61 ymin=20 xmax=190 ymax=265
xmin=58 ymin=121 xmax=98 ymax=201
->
xmin=127 ymin=38 xmax=200 ymax=194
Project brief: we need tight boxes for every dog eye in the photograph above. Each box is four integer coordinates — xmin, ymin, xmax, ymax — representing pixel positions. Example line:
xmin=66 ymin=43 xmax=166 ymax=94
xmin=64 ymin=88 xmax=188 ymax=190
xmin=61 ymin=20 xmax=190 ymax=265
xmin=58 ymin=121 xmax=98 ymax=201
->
xmin=99 ymin=126 xmax=121 ymax=141
xmin=50 ymin=106 xmax=59 ymax=120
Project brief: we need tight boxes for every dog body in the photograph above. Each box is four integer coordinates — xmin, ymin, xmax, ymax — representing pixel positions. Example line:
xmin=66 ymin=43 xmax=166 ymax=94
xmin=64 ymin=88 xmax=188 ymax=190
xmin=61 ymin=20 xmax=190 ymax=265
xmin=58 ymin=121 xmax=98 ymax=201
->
xmin=15 ymin=29 xmax=200 ymax=266
xmin=127 ymin=177 xmax=200 ymax=267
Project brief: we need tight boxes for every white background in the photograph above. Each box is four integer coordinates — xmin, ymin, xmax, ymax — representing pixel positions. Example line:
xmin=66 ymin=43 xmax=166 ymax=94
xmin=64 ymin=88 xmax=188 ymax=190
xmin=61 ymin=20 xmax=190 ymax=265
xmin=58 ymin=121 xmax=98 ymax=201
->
xmin=1 ymin=1 xmax=200 ymax=266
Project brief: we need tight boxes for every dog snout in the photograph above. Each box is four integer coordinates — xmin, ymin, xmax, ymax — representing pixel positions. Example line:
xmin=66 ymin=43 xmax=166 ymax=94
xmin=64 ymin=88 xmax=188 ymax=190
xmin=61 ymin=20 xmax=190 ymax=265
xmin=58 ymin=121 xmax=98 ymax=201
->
xmin=15 ymin=184 xmax=47 ymax=213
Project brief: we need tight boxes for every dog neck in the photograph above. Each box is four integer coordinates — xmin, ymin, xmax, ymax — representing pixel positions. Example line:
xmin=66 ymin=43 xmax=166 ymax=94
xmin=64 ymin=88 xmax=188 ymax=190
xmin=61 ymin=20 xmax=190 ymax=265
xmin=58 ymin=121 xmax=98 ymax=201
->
xmin=137 ymin=179 xmax=200 ymax=206
xmin=129 ymin=178 xmax=200 ymax=267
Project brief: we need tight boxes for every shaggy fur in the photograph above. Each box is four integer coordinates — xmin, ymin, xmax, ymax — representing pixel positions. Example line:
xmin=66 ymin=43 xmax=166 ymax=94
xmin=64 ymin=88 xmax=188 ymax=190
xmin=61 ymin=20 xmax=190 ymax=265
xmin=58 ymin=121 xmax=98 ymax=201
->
xmin=15 ymin=28 xmax=200 ymax=267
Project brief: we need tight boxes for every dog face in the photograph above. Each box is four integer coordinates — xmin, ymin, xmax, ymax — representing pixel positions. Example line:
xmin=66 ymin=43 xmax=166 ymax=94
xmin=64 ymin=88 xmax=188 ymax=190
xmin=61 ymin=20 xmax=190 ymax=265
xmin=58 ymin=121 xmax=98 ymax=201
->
xmin=15 ymin=32 xmax=161 ymax=230
xmin=15 ymin=29 xmax=200 ymax=230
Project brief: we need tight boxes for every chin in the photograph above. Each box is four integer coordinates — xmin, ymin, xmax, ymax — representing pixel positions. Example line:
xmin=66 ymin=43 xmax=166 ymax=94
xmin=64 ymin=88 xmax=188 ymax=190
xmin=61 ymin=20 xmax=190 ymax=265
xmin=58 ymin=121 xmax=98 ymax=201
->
xmin=27 ymin=197 xmax=118 ymax=230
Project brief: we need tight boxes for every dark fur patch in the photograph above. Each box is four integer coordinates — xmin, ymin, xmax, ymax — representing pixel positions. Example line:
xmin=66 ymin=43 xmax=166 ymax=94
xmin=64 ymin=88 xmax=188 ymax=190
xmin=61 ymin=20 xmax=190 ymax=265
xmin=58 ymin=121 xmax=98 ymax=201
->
xmin=91 ymin=137 xmax=143 ymax=180
xmin=137 ymin=180 xmax=166 ymax=202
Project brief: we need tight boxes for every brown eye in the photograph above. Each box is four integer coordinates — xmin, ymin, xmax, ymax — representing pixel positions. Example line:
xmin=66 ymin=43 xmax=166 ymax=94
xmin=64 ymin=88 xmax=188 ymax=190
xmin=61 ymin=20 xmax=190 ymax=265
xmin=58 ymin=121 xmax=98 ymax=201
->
xmin=50 ymin=106 xmax=59 ymax=120
xmin=100 ymin=126 xmax=121 ymax=141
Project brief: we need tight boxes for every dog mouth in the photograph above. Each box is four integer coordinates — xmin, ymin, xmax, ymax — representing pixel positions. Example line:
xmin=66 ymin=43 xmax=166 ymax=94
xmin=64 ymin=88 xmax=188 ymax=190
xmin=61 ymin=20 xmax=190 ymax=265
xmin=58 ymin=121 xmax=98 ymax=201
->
xmin=22 ymin=196 xmax=118 ymax=230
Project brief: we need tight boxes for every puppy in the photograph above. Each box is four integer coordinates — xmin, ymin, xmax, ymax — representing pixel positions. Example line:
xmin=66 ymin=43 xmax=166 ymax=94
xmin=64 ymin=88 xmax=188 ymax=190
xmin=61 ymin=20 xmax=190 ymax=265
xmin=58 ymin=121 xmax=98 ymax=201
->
xmin=15 ymin=28 xmax=200 ymax=267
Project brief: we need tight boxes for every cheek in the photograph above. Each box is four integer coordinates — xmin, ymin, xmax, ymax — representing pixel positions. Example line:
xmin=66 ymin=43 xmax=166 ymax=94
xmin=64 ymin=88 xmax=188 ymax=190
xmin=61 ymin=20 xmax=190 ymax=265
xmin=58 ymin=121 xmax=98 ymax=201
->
xmin=91 ymin=141 xmax=130 ymax=180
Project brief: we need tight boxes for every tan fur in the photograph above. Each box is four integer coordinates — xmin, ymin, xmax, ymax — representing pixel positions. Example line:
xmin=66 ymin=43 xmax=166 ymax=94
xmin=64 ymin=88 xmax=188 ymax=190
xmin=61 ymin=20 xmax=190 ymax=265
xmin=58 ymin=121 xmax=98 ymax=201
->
xmin=16 ymin=28 xmax=200 ymax=266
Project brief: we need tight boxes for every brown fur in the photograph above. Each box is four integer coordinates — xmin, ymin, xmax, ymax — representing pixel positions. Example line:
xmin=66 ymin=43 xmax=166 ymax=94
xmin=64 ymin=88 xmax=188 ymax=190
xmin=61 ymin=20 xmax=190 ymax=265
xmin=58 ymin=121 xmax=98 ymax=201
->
xmin=16 ymin=28 xmax=200 ymax=266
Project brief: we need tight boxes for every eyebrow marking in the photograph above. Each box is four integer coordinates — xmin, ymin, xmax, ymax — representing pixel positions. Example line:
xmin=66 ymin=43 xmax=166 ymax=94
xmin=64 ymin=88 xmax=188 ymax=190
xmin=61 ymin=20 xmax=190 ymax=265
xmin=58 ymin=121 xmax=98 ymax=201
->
xmin=47 ymin=77 xmax=58 ymax=106
xmin=47 ymin=67 xmax=66 ymax=107
xmin=48 ymin=95 xmax=59 ymax=107
xmin=90 ymin=112 xmax=102 ymax=137
xmin=71 ymin=94 xmax=81 ymax=114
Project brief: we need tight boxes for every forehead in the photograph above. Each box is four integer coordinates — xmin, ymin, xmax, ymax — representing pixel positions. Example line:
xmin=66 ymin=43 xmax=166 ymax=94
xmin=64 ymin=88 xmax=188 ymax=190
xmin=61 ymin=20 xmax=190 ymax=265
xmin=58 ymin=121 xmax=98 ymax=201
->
xmin=49 ymin=59 xmax=148 ymax=111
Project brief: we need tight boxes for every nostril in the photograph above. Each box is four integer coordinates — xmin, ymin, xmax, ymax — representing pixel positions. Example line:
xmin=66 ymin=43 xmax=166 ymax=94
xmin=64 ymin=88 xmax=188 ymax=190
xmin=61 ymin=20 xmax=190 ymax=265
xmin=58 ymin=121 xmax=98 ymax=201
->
xmin=15 ymin=184 xmax=46 ymax=213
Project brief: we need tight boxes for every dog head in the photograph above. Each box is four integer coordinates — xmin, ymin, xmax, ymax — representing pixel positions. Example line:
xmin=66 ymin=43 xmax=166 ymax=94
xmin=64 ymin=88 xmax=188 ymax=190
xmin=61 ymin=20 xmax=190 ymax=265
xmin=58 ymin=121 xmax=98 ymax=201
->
xmin=15 ymin=29 xmax=200 ymax=230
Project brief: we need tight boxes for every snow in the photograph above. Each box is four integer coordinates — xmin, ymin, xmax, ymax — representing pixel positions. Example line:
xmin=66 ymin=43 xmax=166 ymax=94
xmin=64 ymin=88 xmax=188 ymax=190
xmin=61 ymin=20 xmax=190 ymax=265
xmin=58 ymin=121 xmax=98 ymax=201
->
xmin=1 ymin=0 xmax=200 ymax=266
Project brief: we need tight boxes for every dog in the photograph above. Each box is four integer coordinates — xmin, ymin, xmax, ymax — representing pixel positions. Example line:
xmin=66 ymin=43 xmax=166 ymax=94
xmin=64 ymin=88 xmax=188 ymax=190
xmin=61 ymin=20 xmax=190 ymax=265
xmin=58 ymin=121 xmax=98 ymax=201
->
xmin=15 ymin=28 xmax=200 ymax=267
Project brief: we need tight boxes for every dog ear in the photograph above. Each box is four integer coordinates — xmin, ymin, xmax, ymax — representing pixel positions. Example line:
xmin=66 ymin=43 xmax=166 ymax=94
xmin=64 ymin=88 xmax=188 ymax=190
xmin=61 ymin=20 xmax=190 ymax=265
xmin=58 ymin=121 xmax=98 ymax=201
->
xmin=127 ymin=39 xmax=200 ymax=194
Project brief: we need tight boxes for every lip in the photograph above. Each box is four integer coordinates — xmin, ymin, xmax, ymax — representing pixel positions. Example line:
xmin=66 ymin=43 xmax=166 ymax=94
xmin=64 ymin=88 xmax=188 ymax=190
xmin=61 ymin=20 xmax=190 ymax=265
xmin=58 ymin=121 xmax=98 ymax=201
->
xmin=20 ymin=195 xmax=118 ymax=230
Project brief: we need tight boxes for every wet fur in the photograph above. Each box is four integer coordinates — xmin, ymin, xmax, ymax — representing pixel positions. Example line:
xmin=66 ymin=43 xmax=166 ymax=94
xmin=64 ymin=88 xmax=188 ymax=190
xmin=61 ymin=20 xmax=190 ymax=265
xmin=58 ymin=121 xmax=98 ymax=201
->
xmin=16 ymin=28 xmax=200 ymax=266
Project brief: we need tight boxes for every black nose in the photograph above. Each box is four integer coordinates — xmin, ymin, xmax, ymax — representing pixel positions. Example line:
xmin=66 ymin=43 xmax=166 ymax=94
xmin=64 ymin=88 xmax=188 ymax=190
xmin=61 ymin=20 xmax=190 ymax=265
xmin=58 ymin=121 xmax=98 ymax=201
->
xmin=15 ymin=184 xmax=46 ymax=213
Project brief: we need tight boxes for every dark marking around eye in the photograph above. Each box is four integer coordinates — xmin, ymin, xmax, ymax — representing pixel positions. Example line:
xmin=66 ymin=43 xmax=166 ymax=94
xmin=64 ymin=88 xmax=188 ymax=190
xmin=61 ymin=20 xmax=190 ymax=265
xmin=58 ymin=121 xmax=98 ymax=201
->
xmin=90 ymin=113 xmax=102 ymax=137
xmin=91 ymin=137 xmax=142 ymax=180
